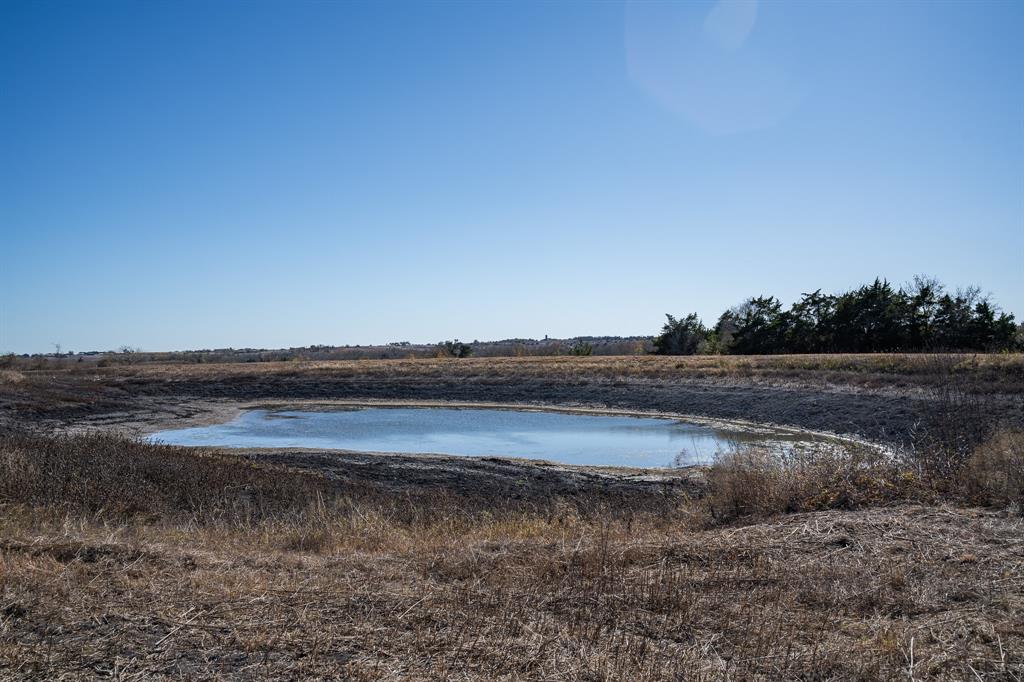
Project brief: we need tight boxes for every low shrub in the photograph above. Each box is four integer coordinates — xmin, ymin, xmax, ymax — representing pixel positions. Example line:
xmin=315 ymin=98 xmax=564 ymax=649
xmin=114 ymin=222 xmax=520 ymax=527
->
xmin=960 ymin=429 xmax=1024 ymax=512
xmin=705 ymin=428 xmax=1024 ymax=526
xmin=705 ymin=445 xmax=917 ymax=524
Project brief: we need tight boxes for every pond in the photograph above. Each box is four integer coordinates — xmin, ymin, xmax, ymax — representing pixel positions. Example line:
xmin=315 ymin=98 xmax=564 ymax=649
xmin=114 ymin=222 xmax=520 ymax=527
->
xmin=148 ymin=407 xmax=821 ymax=468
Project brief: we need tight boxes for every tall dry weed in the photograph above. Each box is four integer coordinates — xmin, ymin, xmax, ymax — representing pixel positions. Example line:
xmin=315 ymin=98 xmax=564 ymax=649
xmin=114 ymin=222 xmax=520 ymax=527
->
xmin=705 ymin=445 xmax=916 ymax=524
xmin=961 ymin=429 xmax=1024 ymax=512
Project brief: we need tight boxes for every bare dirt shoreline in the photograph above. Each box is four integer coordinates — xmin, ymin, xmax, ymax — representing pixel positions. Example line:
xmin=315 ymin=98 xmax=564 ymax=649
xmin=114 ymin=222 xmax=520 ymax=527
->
xmin=9 ymin=371 xmax=944 ymax=443
xmin=6 ymin=355 xmax=1023 ymax=443
xmin=35 ymin=387 xmax=897 ymax=499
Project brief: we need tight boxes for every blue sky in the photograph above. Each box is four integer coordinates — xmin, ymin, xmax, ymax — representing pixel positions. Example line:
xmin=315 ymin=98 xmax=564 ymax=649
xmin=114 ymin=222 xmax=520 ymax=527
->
xmin=2 ymin=0 xmax=1021 ymax=354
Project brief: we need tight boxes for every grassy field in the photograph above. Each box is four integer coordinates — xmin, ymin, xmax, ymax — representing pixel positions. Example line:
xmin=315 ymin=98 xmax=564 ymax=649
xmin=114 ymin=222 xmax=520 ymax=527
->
xmin=1 ymin=355 xmax=1023 ymax=679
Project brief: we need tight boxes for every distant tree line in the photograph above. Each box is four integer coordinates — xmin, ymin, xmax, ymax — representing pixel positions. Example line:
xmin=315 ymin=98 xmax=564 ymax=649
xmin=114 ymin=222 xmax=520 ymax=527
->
xmin=3 ymin=336 xmax=655 ymax=369
xmin=654 ymin=277 xmax=1021 ymax=355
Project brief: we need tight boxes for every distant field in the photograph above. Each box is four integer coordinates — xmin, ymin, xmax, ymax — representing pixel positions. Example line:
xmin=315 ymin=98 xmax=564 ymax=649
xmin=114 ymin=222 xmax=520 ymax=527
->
xmin=8 ymin=351 xmax=1024 ymax=388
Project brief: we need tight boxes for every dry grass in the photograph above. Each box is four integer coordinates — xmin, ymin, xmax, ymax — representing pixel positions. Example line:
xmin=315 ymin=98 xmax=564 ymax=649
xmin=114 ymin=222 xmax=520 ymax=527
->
xmin=705 ymin=446 xmax=923 ymax=523
xmin=962 ymin=429 xmax=1024 ymax=511
xmin=1 ymin=504 xmax=1021 ymax=680
xmin=0 ymin=431 xmax=325 ymax=523
xmin=704 ymin=429 xmax=1024 ymax=524
xmin=0 ymin=371 xmax=24 ymax=385
xmin=1 ymin=433 xmax=1023 ymax=679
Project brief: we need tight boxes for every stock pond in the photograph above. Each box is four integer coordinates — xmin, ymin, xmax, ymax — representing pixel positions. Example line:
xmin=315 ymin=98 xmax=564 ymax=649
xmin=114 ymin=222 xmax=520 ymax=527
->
xmin=147 ymin=407 xmax=826 ymax=468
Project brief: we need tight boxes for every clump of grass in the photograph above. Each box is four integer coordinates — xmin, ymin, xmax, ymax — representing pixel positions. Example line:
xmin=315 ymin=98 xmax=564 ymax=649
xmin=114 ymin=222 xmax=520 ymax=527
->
xmin=704 ymin=427 xmax=1024 ymax=526
xmin=961 ymin=428 xmax=1024 ymax=512
xmin=0 ymin=369 xmax=25 ymax=384
xmin=704 ymin=445 xmax=919 ymax=524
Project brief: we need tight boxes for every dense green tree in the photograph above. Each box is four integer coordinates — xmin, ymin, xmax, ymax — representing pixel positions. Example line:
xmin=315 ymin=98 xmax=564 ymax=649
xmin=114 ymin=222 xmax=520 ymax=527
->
xmin=652 ymin=313 xmax=709 ymax=355
xmin=710 ymin=310 xmax=739 ymax=353
xmin=967 ymin=301 xmax=1018 ymax=351
xmin=828 ymin=279 xmax=910 ymax=352
xmin=730 ymin=297 xmax=786 ymax=354
xmin=785 ymin=290 xmax=836 ymax=353
xmin=655 ymin=277 xmax=1019 ymax=355
xmin=932 ymin=291 xmax=978 ymax=350
xmin=905 ymin=275 xmax=942 ymax=348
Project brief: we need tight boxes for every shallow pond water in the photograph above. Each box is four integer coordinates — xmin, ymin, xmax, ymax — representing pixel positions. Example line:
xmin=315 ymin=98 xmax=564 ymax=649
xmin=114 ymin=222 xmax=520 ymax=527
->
xmin=147 ymin=407 xmax=823 ymax=468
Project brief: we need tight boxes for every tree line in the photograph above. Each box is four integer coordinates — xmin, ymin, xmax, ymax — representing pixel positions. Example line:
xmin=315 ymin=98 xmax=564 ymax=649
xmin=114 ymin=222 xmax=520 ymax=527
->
xmin=654 ymin=277 xmax=1021 ymax=355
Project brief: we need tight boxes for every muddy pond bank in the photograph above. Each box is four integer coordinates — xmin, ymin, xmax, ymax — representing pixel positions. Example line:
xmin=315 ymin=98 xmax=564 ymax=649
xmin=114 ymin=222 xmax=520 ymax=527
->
xmin=4 ymin=357 xmax=1022 ymax=450
xmin=7 ymin=374 xmax=934 ymax=444
xmin=2 ymin=357 xmax=1021 ymax=548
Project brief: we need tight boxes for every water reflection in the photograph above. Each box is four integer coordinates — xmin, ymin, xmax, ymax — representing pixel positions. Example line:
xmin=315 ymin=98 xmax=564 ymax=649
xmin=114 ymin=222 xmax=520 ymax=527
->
xmin=148 ymin=407 xmax=821 ymax=469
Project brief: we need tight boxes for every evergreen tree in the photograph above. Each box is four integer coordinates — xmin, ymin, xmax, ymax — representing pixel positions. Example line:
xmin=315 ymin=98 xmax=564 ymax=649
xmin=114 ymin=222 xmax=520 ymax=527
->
xmin=658 ymin=276 xmax=1019 ymax=355
xmin=730 ymin=297 xmax=786 ymax=354
xmin=652 ymin=313 xmax=709 ymax=355
xmin=785 ymin=290 xmax=836 ymax=353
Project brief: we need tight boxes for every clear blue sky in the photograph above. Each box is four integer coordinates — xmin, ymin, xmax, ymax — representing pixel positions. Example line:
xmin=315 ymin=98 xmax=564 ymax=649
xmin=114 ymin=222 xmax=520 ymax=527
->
xmin=2 ymin=0 xmax=1021 ymax=354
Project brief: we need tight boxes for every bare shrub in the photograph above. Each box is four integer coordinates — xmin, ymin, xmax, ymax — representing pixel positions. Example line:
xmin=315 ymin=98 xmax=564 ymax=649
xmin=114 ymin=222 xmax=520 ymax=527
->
xmin=706 ymin=445 xmax=915 ymax=524
xmin=960 ymin=429 xmax=1024 ymax=511
xmin=909 ymin=355 xmax=1001 ymax=483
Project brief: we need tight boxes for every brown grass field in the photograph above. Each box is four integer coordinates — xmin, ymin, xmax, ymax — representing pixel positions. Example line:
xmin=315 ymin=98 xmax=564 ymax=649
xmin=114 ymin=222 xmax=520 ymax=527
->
xmin=1 ymin=355 xmax=1023 ymax=680
xmin=8 ymin=352 xmax=1024 ymax=390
